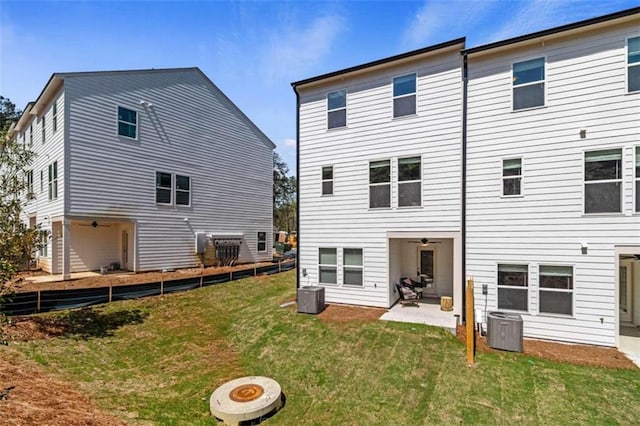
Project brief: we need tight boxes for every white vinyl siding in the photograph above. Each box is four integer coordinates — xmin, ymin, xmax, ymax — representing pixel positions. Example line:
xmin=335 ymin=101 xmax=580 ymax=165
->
xmin=502 ymin=158 xmax=522 ymax=196
xmin=512 ymin=57 xmax=545 ymax=110
xmin=584 ymin=149 xmax=622 ymax=214
xmin=627 ymin=36 xmax=640 ymax=93
xmin=327 ymin=90 xmax=347 ymax=129
xmin=319 ymin=248 xmax=337 ymax=285
xmin=393 ymin=73 xmax=416 ymax=117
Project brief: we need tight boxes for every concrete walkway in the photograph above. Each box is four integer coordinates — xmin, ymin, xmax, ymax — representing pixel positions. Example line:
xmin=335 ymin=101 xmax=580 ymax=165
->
xmin=380 ymin=300 xmax=458 ymax=333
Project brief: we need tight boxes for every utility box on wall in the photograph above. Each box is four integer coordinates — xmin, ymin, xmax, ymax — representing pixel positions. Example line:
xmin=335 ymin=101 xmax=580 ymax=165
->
xmin=487 ymin=311 xmax=523 ymax=352
xmin=297 ymin=286 xmax=325 ymax=314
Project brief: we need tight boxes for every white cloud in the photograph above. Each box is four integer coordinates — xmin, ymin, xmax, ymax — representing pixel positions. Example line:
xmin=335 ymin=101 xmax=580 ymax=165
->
xmin=284 ymin=138 xmax=296 ymax=148
xmin=263 ymin=14 xmax=346 ymax=81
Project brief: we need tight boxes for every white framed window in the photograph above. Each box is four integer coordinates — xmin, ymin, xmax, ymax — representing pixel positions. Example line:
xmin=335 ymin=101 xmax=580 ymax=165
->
xmin=41 ymin=116 xmax=46 ymax=144
xmin=393 ymin=73 xmax=416 ymax=117
xmin=628 ymin=36 xmax=640 ymax=93
xmin=369 ymin=160 xmax=390 ymax=208
xmin=343 ymin=248 xmax=363 ymax=287
xmin=513 ymin=57 xmax=545 ymax=110
xmin=26 ymin=170 xmax=33 ymax=198
xmin=319 ymin=248 xmax=337 ymax=285
xmin=52 ymin=101 xmax=58 ymax=132
xmin=322 ymin=166 xmax=333 ymax=196
xmin=584 ymin=149 xmax=622 ymax=214
xmin=502 ymin=158 xmax=522 ymax=196
xmin=155 ymin=171 xmax=172 ymax=205
xmin=539 ymin=265 xmax=573 ymax=316
xmin=40 ymin=230 xmax=48 ymax=258
xmin=497 ymin=264 xmax=528 ymax=312
xmin=117 ymin=106 xmax=137 ymax=139
xmin=327 ymin=90 xmax=346 ymax=129
xmin=175 ymin=174 xmax=191 ymax=206
xmin=29 ymin=124 xmax=33 ymax=145
xmin=636 ymin=147 xmax=640 ymax=212
xmin=257 ymin=232 xmax=267 ymax=252
xmin=48 ymin=161 xmax=58 ymax=201
xmin=40 ymin=170 xmax=44 ymax=193
xmin=398 ymin=156 xmax=421 ymax=207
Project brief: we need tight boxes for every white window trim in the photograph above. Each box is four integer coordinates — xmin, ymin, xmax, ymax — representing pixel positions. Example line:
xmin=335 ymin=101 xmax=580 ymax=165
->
xmin=582 ymin=147 xmax=623 ymax=215
xmin=174 ymin=174 xmax=191 ymax=207
xmin=257 ymin=232 xmax=267 ymax=252
xmin=627 ymin=35 xmax=640 ymax=94
xmin=342 ymin=247 xmax=364 ymax=288
xmin=155 ymin=171 xmax=173 ymax=206
xmin=537 ymin=264 xmax=575 ymax=318
xmin=48 ymin=161 xmax=58 ymax=201
xmin=41 ymin=115 xmax=46 ymax=145
xmin=511 ymin=56 xmax=546 ymax=112
xmin=496 ymin=262 xmax=530 ymax=313
xmin=117 ymin=105 xmax=138 ymax=140
xmin=635 ymin=145 xmax=640 ymax=214
xmin=321 ymin=165 xmax=334 ymax=196
xmin=392 ymin=72 xmax=417 ymax=119
xmin=52 ymin=100 xmax=58 ymax=133
xmin=369 ymin=159 xmax=392 ymax=210
xmin=397 ymin=155 xmax=422 ymax=208
xmin=327 ymin=89 xmax=347 ymax=130
xmin=501 ymin=157 xmax=523 ymax=198
xmin=318 ymin=247 xmax=338 ymax=286
xmin=29 ymin=124 xmax=33 ymax=145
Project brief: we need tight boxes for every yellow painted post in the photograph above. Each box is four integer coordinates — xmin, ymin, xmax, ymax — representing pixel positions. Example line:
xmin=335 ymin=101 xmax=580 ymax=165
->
xmin=466 ymin=278 xmax=475 ymax=365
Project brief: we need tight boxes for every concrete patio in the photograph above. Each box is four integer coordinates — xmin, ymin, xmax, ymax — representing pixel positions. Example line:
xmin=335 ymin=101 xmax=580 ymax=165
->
xmin=380 ymin=299 xmax=458 ymax=334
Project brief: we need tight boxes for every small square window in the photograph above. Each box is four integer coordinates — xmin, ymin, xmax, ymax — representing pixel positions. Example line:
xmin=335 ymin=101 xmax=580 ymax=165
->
xmin=327 ymin=90 xmax=346 ymax=129
xmin=503 ymin=158 xmax=522 ymax=196
xmin=118 ymin=106 xmax=137 ymax=139
xmin=393 ymin=74 xmax=416 ymax=117
xmin=257 ymin=232 xmax=267 ymax=252
xmin=322 ymin=166 xmax=333 ymax=195
xmin=628 ymin=36 xmax=640 ymax=93
xmin=513 ymin=58 xmax=545 ymax=110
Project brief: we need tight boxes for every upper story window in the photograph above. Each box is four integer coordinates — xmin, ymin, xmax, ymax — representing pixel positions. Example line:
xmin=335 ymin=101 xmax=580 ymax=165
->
xmin=393 ymin=73 xmax=416 ymax=117
xmin=628 ymin=36 xmax=640 ymax=93
xmin=343 ymin=248 xmax=364 ymax=287
xmin=369 ymin=160 xmax=391 ymax=208
xmin=513 ymin=57 xmax=545 ymax=110
xmin=118 ymin=106 xmax=137 ymax=139
xmin=41 ymin=116 xmax=46 ymax=144
xmin=322 ymin=166 xmax=333 ymax=196
xmin=584 ymin=149 xmax=622 ymax=214
xmin=319 ymin=248 xmax=337 ymax=285
xmin=175 ymin=175 xmax=191 ymax=206
xmin=40 ymin=170 xmax=44 ymax=193
xmin=497 ymin=264 xmax=528 ymax=312
xmin=156 ymin=172 xmax=172 ymax=204
xmin=25 ymin=170 xmax=34 ymax=199
xmin=48 ymin=161 xmax=58 ymax=201
xmin=52 ymin=101 xmax=58 ymax=132
xmin=539 ymin=265 xmax=573 ymax=316
xmin=502 ymin=158 xmax=522 ymax=196
xmin=327 ymin=90 xmax=346 ymax=129
xmin=398 ymin=156 xmax=421 ymax=207
xmin=635 ymin=147 xmax=639 ymax=212
xmin=29 ymin=124 xmax=33 ymax=145
xmin=257 ymin=232 xmax=267 ymax=252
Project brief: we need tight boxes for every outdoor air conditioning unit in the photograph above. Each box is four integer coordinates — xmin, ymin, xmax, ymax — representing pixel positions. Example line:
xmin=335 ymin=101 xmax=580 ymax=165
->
xmin=486 ymin=311 xmax=523 ymax=352
xmin=297 ymin=286 xmax=325 ymax=314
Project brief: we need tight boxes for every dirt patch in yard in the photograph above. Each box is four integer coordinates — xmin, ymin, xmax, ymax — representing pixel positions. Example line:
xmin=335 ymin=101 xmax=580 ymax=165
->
xmin=0 ymin=348 xmax=125 ymax=425
xmin=456 ymin=325 xmax=636 ymax=370
xmin=317 ymin=304 xmax=387 ymax=324
xmin=12 ymin=261 xmax=283 ymax=293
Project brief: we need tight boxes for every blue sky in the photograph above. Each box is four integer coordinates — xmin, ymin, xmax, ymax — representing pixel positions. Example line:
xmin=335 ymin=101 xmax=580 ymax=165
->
xmin=1 ymin=0 xmax=638 ymax=172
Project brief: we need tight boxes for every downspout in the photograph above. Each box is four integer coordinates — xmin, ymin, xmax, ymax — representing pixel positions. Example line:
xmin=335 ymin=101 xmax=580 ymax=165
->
xmin=293 ymin=85 xmax=301 ymax=289
xmin=461 ymin=53 xmax=468 ymax=322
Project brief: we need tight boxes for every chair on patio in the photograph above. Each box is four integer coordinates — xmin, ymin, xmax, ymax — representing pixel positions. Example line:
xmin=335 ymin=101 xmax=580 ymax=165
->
xmin=395 ymin=282 xmax=420 ymax=308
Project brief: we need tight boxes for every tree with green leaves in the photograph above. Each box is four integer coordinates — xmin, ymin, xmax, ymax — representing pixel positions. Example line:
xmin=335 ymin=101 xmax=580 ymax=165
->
xmin=273 ymin=152 xmax=296 ymax=233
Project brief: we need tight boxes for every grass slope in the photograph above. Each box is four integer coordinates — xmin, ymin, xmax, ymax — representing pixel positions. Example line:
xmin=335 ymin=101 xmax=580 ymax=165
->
xmin=15 ymin=271 xmax=640 ymax=425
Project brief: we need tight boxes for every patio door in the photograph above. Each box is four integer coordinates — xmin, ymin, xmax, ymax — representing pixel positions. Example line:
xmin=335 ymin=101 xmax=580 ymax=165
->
xmin=419 ymin=249 xmax=435 ymax=293
xmin=620 ymin=260 xmax=632 ymax=323
xmin=121 ymin=230 xmax=129 ymax=270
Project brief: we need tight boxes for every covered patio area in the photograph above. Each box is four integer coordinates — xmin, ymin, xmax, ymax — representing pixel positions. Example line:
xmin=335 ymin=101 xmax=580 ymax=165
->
xmin=380 ymin=299 xmax=458 ymax=333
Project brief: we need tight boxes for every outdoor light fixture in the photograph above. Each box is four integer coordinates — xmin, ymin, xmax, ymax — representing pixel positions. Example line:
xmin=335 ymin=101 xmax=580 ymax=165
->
xmin=581 ymin=242 xmax=588 ymax=255
xmin=421 ymin=238 xmax=429 ymax=247
xmin=91 ymin=221 xmax=98 ymax=228
xmin=139 ymin=100 xmax=153 ymax=108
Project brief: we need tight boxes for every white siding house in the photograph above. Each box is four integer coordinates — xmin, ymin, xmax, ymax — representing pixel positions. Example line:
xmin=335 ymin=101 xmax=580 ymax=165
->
xmin=293 ymin=39 xmax=465 ymax=313
xmin=465 ymin=10 xmax=640 ymax=347
xmin=10 ymin=68 xmax=274 ymax=278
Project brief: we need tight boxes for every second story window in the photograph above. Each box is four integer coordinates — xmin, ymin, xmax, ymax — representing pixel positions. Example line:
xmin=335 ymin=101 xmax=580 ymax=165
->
xmin=322 ymin=166 xmax=333 ymax=196
xmin=502 ymin=158 xmax=522 ymax=196
xmin=257 ymin=232 xmax=267 ymax=252
xmin=584 ymin=149 xmax=622 ymax=214
xmin=393 ymin=74 xmax=416 ymax=117
xmin=41 ymin=116 xmax=46 ymax=144
xmin=29 ymin=124 xmax=33 ymax=145
xmin=52 ymin=101 xmax=58 ymax=132
xmin=26 ymin=170 xmax=33 ymax=199
xmin=513 ymin=57 xmax=545 ymax=110
xmin=156 ymin=172 xmax=172 ymax=204
xmin=118 ymin=106 xmax=137 ymax=139
xmin=629 ymin=36 xmax=640 ymax=93
xmin=369 ymin=160 xmax=390 ymax=208
xmin=40 ymin=170 xmax=44 ymax=193
xmin=327 ymin=90 xmax=346 ymax=129
xmin=175 ymin=175 xmax=191 ymax=206
xmin=48 ymin=161 xmax=58 ymax=201
xmin=398 ymin=156 xmax=421 ymax=207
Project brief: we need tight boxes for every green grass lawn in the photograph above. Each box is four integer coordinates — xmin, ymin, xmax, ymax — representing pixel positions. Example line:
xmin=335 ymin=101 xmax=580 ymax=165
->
xmin=15 ymin=270 xmax=640 ymax=425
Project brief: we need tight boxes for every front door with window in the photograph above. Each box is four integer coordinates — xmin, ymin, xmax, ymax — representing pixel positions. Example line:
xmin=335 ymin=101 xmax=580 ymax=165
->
xmin=620 ymin=260 xmax=633 ymax=323
xmin=419 ymin=249 xmax=435 ymax=294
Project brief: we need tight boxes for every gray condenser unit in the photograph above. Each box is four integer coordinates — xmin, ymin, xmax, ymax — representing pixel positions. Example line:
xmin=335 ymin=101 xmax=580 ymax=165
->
xmin=487 ymin=311 xmax=523 ymax=352
xmin=297 ymin=286 xmax=325 ymax=314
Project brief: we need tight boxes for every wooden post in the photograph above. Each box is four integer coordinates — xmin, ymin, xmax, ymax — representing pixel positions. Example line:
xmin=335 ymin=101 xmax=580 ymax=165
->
xmin=160 ymin=272 xmax=164 ymax=296
xmin=278 ymin=260 xmax=281 ymax=273
xmin=37 ymin=290 xmax=41 ymax=313
xmin=200 ymin=270 xmax=203 ymax=288
xmin=466 ymin=278 xmax=475 ymax=365
xmin=109 ymin=284 xmax=113 ymax=303
xmin=254 ymin=263 xmax=257 ymax=276
xmin=229 ymin=271 xmax=233 ymax=281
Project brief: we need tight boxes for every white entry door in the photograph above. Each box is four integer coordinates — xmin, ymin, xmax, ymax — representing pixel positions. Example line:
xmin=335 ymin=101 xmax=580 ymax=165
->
xmin=620 ymin=260 xmax=633 ymax=323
